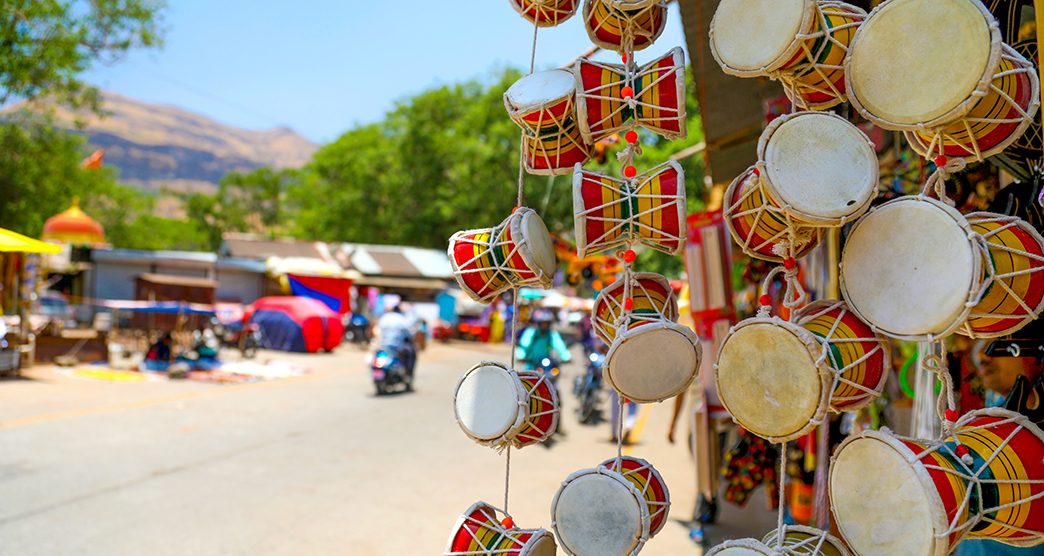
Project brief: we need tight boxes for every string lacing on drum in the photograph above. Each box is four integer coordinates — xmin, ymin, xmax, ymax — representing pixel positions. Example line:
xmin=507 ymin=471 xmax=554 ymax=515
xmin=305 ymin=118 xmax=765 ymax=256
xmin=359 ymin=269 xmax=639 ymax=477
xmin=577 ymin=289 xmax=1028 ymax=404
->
xmin=450 ymin=209 xmax=554 ymax=304
xmin=511 ymin=0 xmax=578 ymax=28
xmin=797 ymin=300 xmax=889 ymax=409
xmin=725 ymin=165 xmax=818 ymax=262
xmin=446 ymin=502 xmax=544 ymax=556
xmin=919 ymin=156 xmax=967 ymax=206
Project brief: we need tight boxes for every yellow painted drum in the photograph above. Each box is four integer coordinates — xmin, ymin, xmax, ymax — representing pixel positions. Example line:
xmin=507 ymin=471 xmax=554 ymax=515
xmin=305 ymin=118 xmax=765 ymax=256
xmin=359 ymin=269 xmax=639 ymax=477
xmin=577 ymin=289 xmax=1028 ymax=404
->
xmin=724 ymin=167 xmax=821 ymax=262
xmin=509 ymin=0 xmax=579 ymax=27
xmin=582 ymin=0 xmax=667 ymax=52
xmin=446 ymin=502 xmax=557 ymax=556
xmin=504 ymin=70 xmax=592 ymax=176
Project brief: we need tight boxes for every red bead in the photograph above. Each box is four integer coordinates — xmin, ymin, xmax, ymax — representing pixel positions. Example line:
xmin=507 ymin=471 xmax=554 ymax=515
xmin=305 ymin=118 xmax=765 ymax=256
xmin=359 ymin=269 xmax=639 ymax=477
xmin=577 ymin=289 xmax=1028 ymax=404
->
xmin=621 ymin=53 xmax=628 ymax=63
xmin=759 ymin=295 xmax=772 ymax=306
xmin=624 ymin=297 xmax=634 ymax=311
xmin=622 ymin=398 xmax=631 ymax=404
xmin=934 ymin=155 xmax=948 ymax=167
xmin=501 ymin=517 xmax=515 ymax=529
xmin=512 ymin=205 xmax=519 ymax=213
xmin=956 ymin=444 xmax=969 ymax=457
xmin=945 ymin=409 xmax=959 ymax=422
xmin=783 ymin=258 xmax=797 ymax=270
xmin=752 ymin=167 xmax=760 ymax=177
xmin=625 ymin=130 xmax=639 ymax=144
xmin=622 ymin=249 xmax=637 ymax=263
xmin=623 ymin=165 xmax=637 ymax=178
xmin=621 ymin=86 xmax=634 ymax=99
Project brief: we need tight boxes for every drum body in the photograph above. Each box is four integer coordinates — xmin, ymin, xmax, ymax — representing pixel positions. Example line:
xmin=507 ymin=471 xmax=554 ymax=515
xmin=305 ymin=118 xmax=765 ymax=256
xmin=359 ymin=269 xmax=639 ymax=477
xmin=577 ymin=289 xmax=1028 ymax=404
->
xmin=592 ymin=273 xmax=678 ymax=345
xmin=449 ymin=207 xmax=557 ymax=304
xmin=446 ymin=502 xmax=558 ymax=556
xmin=504 ymin=70 xmax=591 ymax=176
xmin=705 ymin=539 xmax=774 ymax=555
xmin=574 ymin=47 xmax=687 ymax=144
xmin=453 ymin=362 xmax=559 ymax=450
xmin=710 ymin=0 xmax=865 ymax=109
xmin=757 ymin=111 xmax=878 ymax=226
xmin=599 ymin=456 xmax=670 ymax=537
xmin=573 ymin=161 xmax=686 ymax=258
xmin=551 ymin=467 xmax=649 ymax=556
xmin=762 ymin=526 xmax=852 ymax=555
xmin=960 ymin=212 xmax=1044 ymax=338
xmin=583 ymin=0 xmax=667 ymax=52
xmin=846 ymin=0 xmax=1040 ymax=161
xmin=840 ymin=196 xmax=983 ymax=341
xmin=724 ymin=167 xmax=821 ymax=262
xmin=509 ymin=0 xmax=579 ymax=27
xmin=830 ymin=408 xmax=1044 ymax=555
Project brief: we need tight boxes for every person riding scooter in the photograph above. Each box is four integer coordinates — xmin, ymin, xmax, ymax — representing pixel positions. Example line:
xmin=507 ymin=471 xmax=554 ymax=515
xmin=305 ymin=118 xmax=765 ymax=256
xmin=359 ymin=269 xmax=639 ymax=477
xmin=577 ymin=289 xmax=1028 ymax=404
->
xmin=376 ymin=304 xmax=419 ymax=380
xmin=515 ymin=309 xmax=571 ymax=370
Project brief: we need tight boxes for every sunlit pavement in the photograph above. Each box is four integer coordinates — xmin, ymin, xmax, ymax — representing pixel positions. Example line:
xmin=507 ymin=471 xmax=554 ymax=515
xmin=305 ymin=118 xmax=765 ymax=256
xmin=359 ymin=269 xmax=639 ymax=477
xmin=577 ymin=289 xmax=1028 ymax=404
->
xmin=0 ymin=342 xmax=776 ymax=555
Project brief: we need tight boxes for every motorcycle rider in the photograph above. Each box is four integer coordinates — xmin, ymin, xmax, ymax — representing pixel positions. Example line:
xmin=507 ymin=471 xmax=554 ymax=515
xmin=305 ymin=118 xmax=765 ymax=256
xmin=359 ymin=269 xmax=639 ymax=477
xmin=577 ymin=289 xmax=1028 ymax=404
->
xmin=515 ymin=309 xmax=571 ymax=370
xmin=376 ymin=304 xmax=419 ymax=379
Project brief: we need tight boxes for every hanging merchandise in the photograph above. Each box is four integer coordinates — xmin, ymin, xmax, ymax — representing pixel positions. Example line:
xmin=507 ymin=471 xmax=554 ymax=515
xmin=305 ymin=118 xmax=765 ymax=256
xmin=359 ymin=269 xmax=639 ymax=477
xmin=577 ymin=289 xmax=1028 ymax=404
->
xmin=508 ymin=0 xmax=579 ymax=27
xmin=723 ymin=168 xmax=822 ymax=262
xmin=582 ymin=0 xmax=667 ymax=53
xmin=445 ymin=502 xmax=558 ymax=555
xmin=505 ymin=69 xmax=593 ymax=175
xmin=453 ymin=361 xmax=559 ymax=451
xmin=705 ymin=526 xmax=852 ymax=555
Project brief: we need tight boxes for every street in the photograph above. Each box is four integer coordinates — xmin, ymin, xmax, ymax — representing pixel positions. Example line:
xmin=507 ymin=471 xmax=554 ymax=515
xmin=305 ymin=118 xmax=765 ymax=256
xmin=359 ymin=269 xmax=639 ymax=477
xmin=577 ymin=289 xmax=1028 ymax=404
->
xmin=0 ymin=342 xmax=775 ymax=555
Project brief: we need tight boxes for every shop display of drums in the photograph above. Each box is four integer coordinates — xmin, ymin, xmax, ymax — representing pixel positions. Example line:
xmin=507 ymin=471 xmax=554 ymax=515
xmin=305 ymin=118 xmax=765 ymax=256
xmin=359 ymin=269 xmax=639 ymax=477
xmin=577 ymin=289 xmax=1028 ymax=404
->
xmin=830 ymin=408 xmax=1044 ymax=555
xmin=573 ymin=160 xmax=686 ymax=258
xmin=716 ymin=300 xmax=888 ymax=443
xmin=710 ymin=0 xmax=866 ymax=110
xmin=454 ymin=361 xmax=560 ymax=450
xmin=846 ymin=0 xmax=1040 ymax=161
xmin=446 ymin=502 xmax=557 ymax=556
xmin=449 ymin=207 xmax=557 ymax=304
xmin=724 ymin=168 xmax=821 ymax=262
xmin=505 ymin=69 xmax=592 ymax=175
xmin=509 ymin=0 xmax=579 ymax=27
xmin=706 ymin=527 xmax=851 ymax=555
xmin=582 ymin=0 xmax=667 ymax=52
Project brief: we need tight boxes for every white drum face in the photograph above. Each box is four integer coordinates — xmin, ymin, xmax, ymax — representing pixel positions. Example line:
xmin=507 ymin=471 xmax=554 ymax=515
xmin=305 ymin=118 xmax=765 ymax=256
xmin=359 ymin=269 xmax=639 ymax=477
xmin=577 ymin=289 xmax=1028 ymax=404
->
xmin=711 ymin=0 xmax=808 ymax=72
xmin=527 ymin=534 xmax=558 ymax=556
xmin=519 ymin=210 xmax=557 ymax=278
xmin=553 ymin=473 xmax=643 ymax=556
xmin=455 ymin=365 xmax=521 ymax=440
xmin=841 ymin=199 xmax=976 ymax=338
xmin=505 ymin=69 xmax=576 ymax=111
xmin=608 ymin=324 xmax=699 ymax=403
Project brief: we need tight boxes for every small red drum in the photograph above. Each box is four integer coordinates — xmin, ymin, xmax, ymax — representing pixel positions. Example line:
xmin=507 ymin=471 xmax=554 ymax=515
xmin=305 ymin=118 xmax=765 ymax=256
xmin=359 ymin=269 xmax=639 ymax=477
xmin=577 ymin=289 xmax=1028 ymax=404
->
xmin=593 ymin=272 xmax=678 ymax=345
xmin=449 ymin=207 xmax=557 ymax=304
xmin=509 ymin=0 xmax=579 ymax=27
xmin=453 ymin=362 xmax=559 ymax=450
xmin=573 ymin=161 xmax=686 ymax=258
xmin=724 ymin=167 xmax=822 ymax=262
xmin=574 ymin=47 xmax=687 ymax=144
xmin=846 ymin=0 xmax=1041 ymax=161
xmin=446 ymin=501 xmax=557 ymax=556
xmin=582 ymin=0 xmax=667 ymax=52
xmin=959 ymin=212 xmax=1044 ymax=339
xmin=504 ymin=69 xmax=592 ymax=175
xmin=599 ymin=456 xmax=670 ymax=538
xmin=710 ymin=0 xmax=866 ymax=110
xmin=831 ymin=408 xmax=1044 ymax=555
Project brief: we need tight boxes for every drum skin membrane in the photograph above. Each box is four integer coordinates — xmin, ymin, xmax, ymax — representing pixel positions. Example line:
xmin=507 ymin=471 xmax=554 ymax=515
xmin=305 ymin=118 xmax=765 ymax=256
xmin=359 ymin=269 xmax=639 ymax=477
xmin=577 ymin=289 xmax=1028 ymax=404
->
xmin=455 ymin=365 xmax=520 ymax=440
xmin=711 ymin=0 xmax=808 ymax=72
xmin=553 ymin=473 xmax=642 ymax=555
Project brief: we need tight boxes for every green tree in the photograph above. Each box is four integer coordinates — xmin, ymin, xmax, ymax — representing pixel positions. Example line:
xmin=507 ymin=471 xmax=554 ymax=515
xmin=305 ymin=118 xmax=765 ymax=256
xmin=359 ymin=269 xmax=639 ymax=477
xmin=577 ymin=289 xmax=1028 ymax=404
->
xmin=186 ymin=167 xmax=300 ymax=250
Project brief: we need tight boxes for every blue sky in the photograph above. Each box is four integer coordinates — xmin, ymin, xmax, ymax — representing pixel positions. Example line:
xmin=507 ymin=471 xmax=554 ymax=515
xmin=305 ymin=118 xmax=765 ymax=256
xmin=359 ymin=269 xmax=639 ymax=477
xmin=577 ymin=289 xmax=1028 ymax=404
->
xmin=84 ymin=1 xmax=687 ymax=144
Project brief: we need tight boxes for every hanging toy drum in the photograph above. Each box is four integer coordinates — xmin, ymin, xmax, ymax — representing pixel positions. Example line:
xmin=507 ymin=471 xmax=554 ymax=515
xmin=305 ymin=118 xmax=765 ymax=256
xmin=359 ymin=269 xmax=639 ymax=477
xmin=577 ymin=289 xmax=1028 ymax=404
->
xmin=958 ymin=212 xmax=1044 ymax=339
xmin=705 ymin=539 xmax=774 ymax=555
xmin=724 ymin=167 xmax=822 ymax=263
xmin=574 ymin=47 xmax=687 ymax=144
xmin=763 ymin=526 xmax=853 ymax=555
xmin=756 ymin=111 xmax=878 ymax=227
xmin=449 ymin=207 xmax=557 ymax=304
xmin=594 ymin=273 xmax=701 ymax=403
xmin=453 ymin=361 xmax=559 ymax=450
xmin=840 ymin=195 xmax=985 ymax=341
xmin=830 ymin=408 xmax=1044 ymax=555
xmin=582 ymin=0 xmax=667 ymax=52
xmin=445 ymin=501 xmax=558 ymax=556
xmin=599 ymin=456 xmax=670 ymax=538
xmin=715 ymin=300 xmax=888 ymax=443
xmin=504 ymin=69 xmax=592 ymax=176
xmin=509 ymin=0 xmax=579 ymax=27
xmin=846 ymin=0 xmax=1040 ymax=161
xmin=710 ymin=0 xmax=866 ymax=110
xmin=573 ymin=160 xmax=687 ymax=258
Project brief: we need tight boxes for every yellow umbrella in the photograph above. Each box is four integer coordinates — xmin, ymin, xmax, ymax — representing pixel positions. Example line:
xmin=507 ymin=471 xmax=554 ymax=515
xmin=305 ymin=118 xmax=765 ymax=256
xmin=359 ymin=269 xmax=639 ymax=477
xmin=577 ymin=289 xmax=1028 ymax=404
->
xmin=0 ymin=228 xmax=61 ymax=254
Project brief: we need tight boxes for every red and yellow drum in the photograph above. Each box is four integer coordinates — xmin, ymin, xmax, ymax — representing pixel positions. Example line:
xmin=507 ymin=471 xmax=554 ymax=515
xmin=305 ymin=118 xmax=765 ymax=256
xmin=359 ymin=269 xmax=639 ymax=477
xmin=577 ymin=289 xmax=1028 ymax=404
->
xmin=509 ymin=0 xmax=579 ymax=27
xmin=831 ymin=408 xmax=1044 ymax=555
xmin=453 ymin=362 xmax=560 ymax=450
xmin=446 ymin=502 xmax=557 ymax=556
xmin=583 ymin=0 xmax=667 ymax=52
xmin=592 ymin=272 xmax=678 ymax=344
xmin=573 ymin=161 xmax=687 ymax=258
xmin=961 ymin=212 xmax=1044 ymax=338
xmin=574 ymin=47 xmax=687 ymax=144
xmin=723 ymin=167 xmax=821 ymax=262
xmin=599 ymin=456 xmax=670 ymax=538
xmin=504 ymin=69 xmax=591 ymax=176
xmin=448 ymin=207 xmax=557 ymax=304
xmin=514 ymin=370 xmax=559 ymax=448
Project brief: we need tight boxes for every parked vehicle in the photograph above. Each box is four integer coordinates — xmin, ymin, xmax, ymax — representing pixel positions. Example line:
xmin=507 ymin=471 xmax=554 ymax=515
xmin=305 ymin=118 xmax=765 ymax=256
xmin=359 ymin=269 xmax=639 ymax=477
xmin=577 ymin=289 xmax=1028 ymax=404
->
xmin=344 ymin=313 xmax=371 ymax=348
xmin=573 ymin=350 xmax=604 ymax=424
xmin=213 ymin=320 xmax=262 ymax=359
xmin=371 ymin=347 xmax=413 ymax=395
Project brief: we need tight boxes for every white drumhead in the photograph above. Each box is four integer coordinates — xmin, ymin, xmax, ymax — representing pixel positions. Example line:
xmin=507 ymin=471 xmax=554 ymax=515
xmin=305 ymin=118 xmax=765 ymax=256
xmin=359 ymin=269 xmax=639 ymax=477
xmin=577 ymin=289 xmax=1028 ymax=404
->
xmin=706 ymin=540 xmax=774 ymax=555
xmin=526 ymin=532 xmax=558 ymax=556
xmin=455 ymin=364 xmax=522 ymax=440
xmin=520 ymin=209 xmax=556 ymax=279
xmin=848 ymin=0 xmax=992 ymax=125
xmin=717 ymin=322 xmax=823 ymax=440
xmin=505 ymin=69 xmax=576 ymax=111
xmin=607 ymin=323 xmax=700 ymax=403
xmin=711 ymin=0 xmax=809 ymax=72
xmin=553 ymin=472 xmax=643 ymax=556
xmin=831 ymin=434 xmax=945 ymax=556
xmin=841 ymin=198 xmax=975 ymax=338
xmin=763 ymin=113 xmax=878 ymax=221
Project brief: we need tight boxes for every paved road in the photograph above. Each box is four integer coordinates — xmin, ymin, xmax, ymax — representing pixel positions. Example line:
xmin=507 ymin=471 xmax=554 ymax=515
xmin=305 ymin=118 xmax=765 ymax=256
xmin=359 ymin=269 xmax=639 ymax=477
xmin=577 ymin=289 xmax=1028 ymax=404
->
xmin=0 ymin=342 xmax=775 ymax=555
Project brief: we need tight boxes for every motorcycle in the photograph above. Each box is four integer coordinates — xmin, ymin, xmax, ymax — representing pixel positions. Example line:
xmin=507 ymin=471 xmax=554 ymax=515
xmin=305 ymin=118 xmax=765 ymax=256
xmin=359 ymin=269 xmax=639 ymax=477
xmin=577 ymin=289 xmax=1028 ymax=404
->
xmin=213 ymin=321 xmax=262 ymax=359
xmin=573 ymin=350 xmax=604 ymax=424
xmin=371 ymin=346 xmax=413 ymax=395
xmin=344 ymin=314 xmax=371 ymax=348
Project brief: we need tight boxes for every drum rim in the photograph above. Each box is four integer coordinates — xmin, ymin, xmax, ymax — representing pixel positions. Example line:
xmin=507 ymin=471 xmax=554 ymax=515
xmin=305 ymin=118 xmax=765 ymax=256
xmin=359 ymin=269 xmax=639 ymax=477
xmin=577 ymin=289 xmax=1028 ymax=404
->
xmin=708 ymin=0 xmax=817 ymax=77
xmin=958 ymin=210 xmax=1044 ymax=339
xmin=551 ymin=466 xmax=650 ymax=556
xmin=723 ymin=166 xmax=822 ymax=263
xmin=839 ymin=195 xmax=983 ymax=341
xmin=445 ymin=501 xmax=518 ymax=553
xmin=605 ymin=320 xmax=701 ymax=403
xmin=453 ymin=361 xmax=528 ymax=444
xmin=512 ymin=207 xmax=557 ymax=288
xmin=447 ymin=227 xmax=495 ymax=304
xmin=715 ymin=316 xmax=831 ymax=442
xmin=829 ymin=429 xmax=951 ymax=556
xmin=582 ymin=0 xmax=668 ymax=52
xmin=844 ymin=0 xmax=1003 ymax=131
xmin=598 ymin=455 xmax=672 ymax=537
xmin=509 ymin=0 xmax=580 ymax=27
xmin=504 ymin=69 xmax=577 ymax=116
xmin=592 ymin=272 xmax=679 ymax=345
xmin=704 ymin=537 xmax=774 ymax=555
xmin=762 ymin=525 xmax=853 ymax=556
xmin=758 ymin=111 xmax=879 ymax=226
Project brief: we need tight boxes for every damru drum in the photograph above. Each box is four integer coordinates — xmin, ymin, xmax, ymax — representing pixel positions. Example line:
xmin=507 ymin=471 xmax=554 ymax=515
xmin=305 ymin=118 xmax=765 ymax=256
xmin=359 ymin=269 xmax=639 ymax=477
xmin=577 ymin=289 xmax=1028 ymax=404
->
xmin=706 ymin=527 xmax=852 ymax=555
xmin=446 ymin=501 xmax=557 ymax=556
xmin=509 ymin=0 xmax=579 ymax=27
xmin=454 ymin=361 xmax=559 ymax=450
xmin=723 ymin=167 xmax=821 ymax=263
xmin=505 ymin=69 xmax=592 ymax=176
xmin=582 ymin=0 xmax=667 ymax=52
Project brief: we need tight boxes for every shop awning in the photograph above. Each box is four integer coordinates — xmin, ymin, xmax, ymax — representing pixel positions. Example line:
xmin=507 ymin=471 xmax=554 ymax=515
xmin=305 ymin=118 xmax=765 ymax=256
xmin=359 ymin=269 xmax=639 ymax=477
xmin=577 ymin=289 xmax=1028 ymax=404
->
xmin=0 ymin=228 xmax=61 ymax=254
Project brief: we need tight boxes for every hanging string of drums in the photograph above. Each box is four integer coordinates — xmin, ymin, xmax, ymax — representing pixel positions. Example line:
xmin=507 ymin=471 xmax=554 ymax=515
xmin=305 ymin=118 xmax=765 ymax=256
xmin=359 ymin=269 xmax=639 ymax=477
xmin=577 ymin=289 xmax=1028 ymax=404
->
xmin=445 ymin=1 xmax=702 ymax=554
xmin=704 ymin=0 xmax=1044 ymax=555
